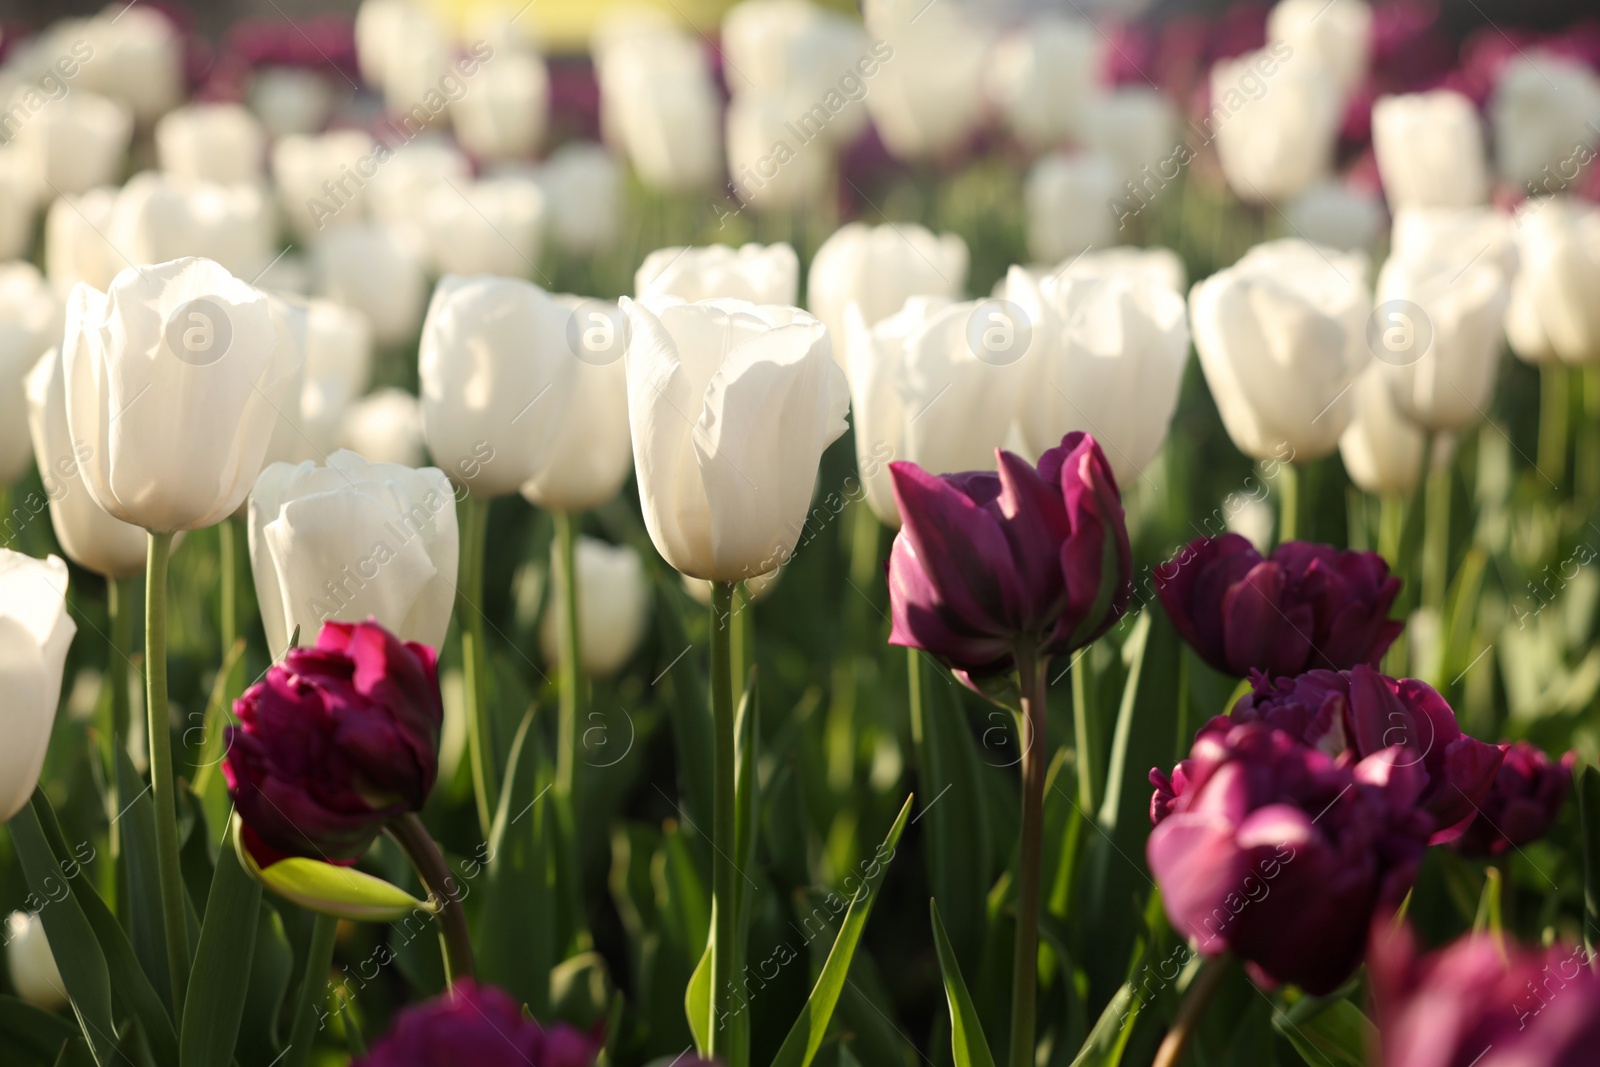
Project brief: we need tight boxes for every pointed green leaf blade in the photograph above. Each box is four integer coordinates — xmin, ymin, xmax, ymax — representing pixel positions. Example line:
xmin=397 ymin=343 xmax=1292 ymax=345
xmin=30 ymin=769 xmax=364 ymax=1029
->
xmin=180 ymin=842 xmax=261 ymax=1066
xmin=930 ymin=900 xmax=997 ymax=1067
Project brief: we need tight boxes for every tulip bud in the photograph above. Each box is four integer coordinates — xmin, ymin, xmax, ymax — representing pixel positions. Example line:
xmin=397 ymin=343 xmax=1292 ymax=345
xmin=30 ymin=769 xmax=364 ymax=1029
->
xmin=1505 ymin=197 xmax=1600 ymax=366
xmin=1148 ymin=719 xmax=1431 ymax=994
xmin=1282 ymin=179 xmax=1385 ymax=253
xmin=420 ymin=276 xmax=582 ymax=498
xmin=0 ymin=264 xmax=63 ymax=487
xmin=1212 ymin=48 xmax=1342 ymax=203
xmin=5 ymin=911 xmax=66 ymax=1011
xmin=273 ymin=130 xmax=379 ymax=241
xmin=887 ymin=433 xmax=1133 ymax=676
xmin=249 ymin=66 xmax=336 ymax=139
xmin=45 ymin=188 xmax=120 ymax=296
xmin=1157 ymin=534 xmax=1403 ymax=678
xmin=354 ymin=980 xmax=601 ymax=1067
xmin=636 ymin=243 xmax=799 ymax=306
xmin=619 ymin=297 xmax=849 ymax=581
xmin=725 ymin=91 xmax=834 ymax=213
xmin=422 ymin=176 xmax=545 ymax=278
xmin=79 ymin=7 xmax=183 ymax=124
xmin=535 ymin=142 xmax=622 ymax=256
xmin=1266 ymin=0 xmax=1373 ymax=94
xmin=862 ymin=0 xmax=992 ymax=161
xmin=1490 ymin=50 xmax=1600 ymax=189
xmin=1233 ymin=666 xmax=1503 ymax=843
xmin=1453 ymin=741 xmax=1576 ymax=858
xmin=0 ymin=149 xmax=36 ymax=262
xmin=311 ymin=223 xmax=430 ymax=347
xmin=452 ymin=48 xmax=551 ymax=163
xmin=0 ymin=551 xmax=76 ymax=822
xmin=1339 ymin=363 xmax=1425 ymax=497
xmin=1005 ymin=264 xmax=1190 ymax=488
xmin=540 ymin=536 xmax=650 ymax=677
xmin=519 ymin=297 xmax=632 ymax=513
xmin=225 ymin=620 xmax=444 ymax=861
xmin=109 ymin=172 xmax=278 ymax=281
xmin=986 ymin=15 xmax=1099 ymax=152
xmin=11 ymin=92 xmax=133 ymax=198
xmin=1189 ymin=240 xmax=1372 ymax=461
xmin=367 ymin=140 xmax=470 ymax=225
xmin=807 ymin=222 xmax=969 ymax=370
xmin=341 ymin=388 xmax=427 ymax=468
xmin=156 ymin=104 xmax=268 ymax=185
xmin=62 ymin=257 xmax=307 ymax=532
xmin=1024 ymin=152 xmax=1121 ymax=264
xmin=1080 ymin=87 xmax=1179 ymax=187
xmin=264 ymin=296 xmax=373 ymax=467
xmin=1372 ymin=91 xmax=1489 ymax=210
xmin=595 ymin=31 xmax=722 ymax=192
xmin=25 ymin=349 xmax=150 ymax=579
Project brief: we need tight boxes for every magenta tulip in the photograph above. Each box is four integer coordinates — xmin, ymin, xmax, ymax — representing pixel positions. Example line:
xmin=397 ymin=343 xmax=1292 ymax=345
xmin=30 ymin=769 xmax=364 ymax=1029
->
xmin=357 ymin=981 xmax=602 ymax=1067
xmin=1370 ymin=924 xmax=1600 ymax=1066
xmin=1452 ymin=741 xmax=1575 ymax=858
xmin=1156 ymin=534 xmax=1403 ymax=678
xmin=224 ymin=620 xmax=443 ymax=863
xmin=1232 ymin=666 xmax=1504 ymax=844
xmin=1148 ymin=717 xmax=1432 ymax=994
xmin=887 ymin=432 xmax=1132 ymax=677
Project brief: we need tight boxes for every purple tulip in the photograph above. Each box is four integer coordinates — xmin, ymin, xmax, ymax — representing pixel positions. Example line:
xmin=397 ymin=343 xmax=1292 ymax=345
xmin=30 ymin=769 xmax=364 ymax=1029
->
xmin=887 ymin=432 xmax=1132 ymax=677
xmin=1147 ymin=718 xmax=1432 ymax=994
xmin=1155 ymin=534 xmax=1403 ymax=678
xmin=1452 ymin=741 xmax=1576 ymax=858
xmin=1370 ymin=924 xmax=1600 ymax=1066
xmin=1232 ymin=666 xmax=1504 ymax=845
xmin=356 ymin=981 xmax=602 ymax=1067
xmin=224 ymin=620 xmax=443 ymax=863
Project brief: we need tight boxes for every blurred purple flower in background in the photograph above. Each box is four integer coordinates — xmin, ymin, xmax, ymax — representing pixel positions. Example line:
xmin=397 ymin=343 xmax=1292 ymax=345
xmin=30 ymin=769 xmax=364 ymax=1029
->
xmin=357 ymin=980 xmax=602 ymax=1067
xmin=1451 ymin=740 xmax=1576 ymax=857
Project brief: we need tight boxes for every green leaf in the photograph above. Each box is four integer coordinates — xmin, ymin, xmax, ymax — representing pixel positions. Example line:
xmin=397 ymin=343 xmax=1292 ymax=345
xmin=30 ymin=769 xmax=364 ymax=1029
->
xmin=480 ymin=709 xmax=554 ymax=1016
xmin=11 ymin=796 xmax=118 ymax=1067
xmin=1472 ymin=865 xmax=1503 ymax=940
xmin=0 ymin=995 xmax=81 ymax=1065
xmin=1066 ymin=976 xmax=1141 ymax=1067
xmin=238 ymin=905 xmax=293 ymax=1067
xmin=190 ymin=637 xmax=247 ymax=855
xmin=180 ymin=842 xmax=261 ymax=1066
xmin=930 ymin=900 xmax=997 ymax=1067
xmin=685 ymin=933 xmax=713 ymax=1055
xmin=768 ymin=794 xmax=913 ymax=1067
xmin=1272 ymin=997 xmax=1374 ymax=1067
xmin=231 ymin=814 xmax=433 ymax=921
xmin=115 ymin=750 xmax=171 ymax=1010
xmin=1579 ymin=764 xmax=1600 ymax=955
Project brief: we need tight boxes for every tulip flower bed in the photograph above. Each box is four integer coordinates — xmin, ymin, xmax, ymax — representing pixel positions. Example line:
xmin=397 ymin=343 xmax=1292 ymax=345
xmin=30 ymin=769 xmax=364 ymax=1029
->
xmin=2 ymin=1 xmax=1600 ymax=1067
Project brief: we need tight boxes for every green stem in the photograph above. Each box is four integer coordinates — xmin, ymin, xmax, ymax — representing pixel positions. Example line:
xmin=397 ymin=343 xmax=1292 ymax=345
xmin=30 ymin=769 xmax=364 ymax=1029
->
xmin=1539 ymin=363 xmax=1569 ymax=487
xmin=144 ymin=530 xmax=189 ymax=1017
xmin=1009 ymin=651 xmax=1049 ymax=1067
xmin=1579 ymin=367 xmax=1600 ymax=504
xmin=387 ymin=814 xmax=475 ymax=986
xmin=1378 ymin=494 xmax=1404 ymax=570
xmin=730 ymin=583 xmax=750 ymax=695
xmin=708 ymin=580 xmax=743 ymax=1067
xmin=1072 ymin=655 xmax=1098 ymax=813
xmin=106 ymin=576 xmax=133 ymax=811
xmin=1276 ymin=462 xmax=1299 ymax=545
xmin=220 ymin=515 xmax=238 ymax=654
xmin=285 ymin=913 xmax=339 ymax=1067
xmin=458 ymin=494 xmax=495 ymax=837
xmin=1152 ymin=955 xmax=1232 ymax=1067
xmin=553 ymin=510 xmax=582 ymax=802
xmin=1423 ymin=437 xmax=1452 ymax=611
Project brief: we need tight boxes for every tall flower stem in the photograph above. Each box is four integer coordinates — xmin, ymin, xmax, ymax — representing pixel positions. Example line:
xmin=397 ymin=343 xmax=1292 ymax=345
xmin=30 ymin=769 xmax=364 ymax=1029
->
xmin=1276 ymin=462 xmax=1299 ymax=545
xmin=388 ymin=813 xmax=476 ymax=986
xmin=708 ymin=580 xmax=743 ymax=1067
xmin=553 ymin=510 xmax=582 ymax=802
xmin=1539 ymin=364 xmax=1569 ymax=487
xmin=1422 ymin=436 xmax=1452 ymax=611
xmin=285 ymin=913 xmax=339 ymax=1067
xmin=1377 ymin=494 xmax=1404 ymax=570
xmin=1009 ymin=650 xmax=1049 ymax=1067
xmin=106 ymin=577 xmax=134 ymax=856
xmin=458 ymin=494 xmax=495 ymax=837
xmin=144 ymin=530 xmax=189 ymax=1015
xmin=1152 ymin=955 xmax=1232 ymax=1067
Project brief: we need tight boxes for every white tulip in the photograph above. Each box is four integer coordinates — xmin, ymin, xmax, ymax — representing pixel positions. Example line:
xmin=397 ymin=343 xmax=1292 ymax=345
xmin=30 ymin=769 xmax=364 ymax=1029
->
xmin=367 ymin=139 xmax=469 ymax=224
xmin=44 ymin=188 xmax=120 ymax=296
xmin=1267 ymin=0 xmax=1373 ymax=93
xmin=1339 ymin=362 xmax=1424 ymax=496
xmin=1506 ymin=197 xmax=1600 ymax=366
xmin=1372 ymin=91 xmax=1489 ymax=210
xmin=620 ymin=297 xmax=849 ymax=579
xmin=1081 ymin=87 xmax=1180 ymax=185
xmin=310 ymin=222 xmax=429 ymax=347
xmin=11 ymin=92 xmax=133 ymax=197
xmin=1491 ymin=51 xmax=1600 ymax=189
xmin=423 ymin=176 xmax=545 ymax=278
xmin=6 ymin=911 xmax=66 ymax=1012
xmin=249 ymin=450 xmax=458 ymax=655
xmin=1212 ymin=47 xmax=1342 ymax=203
xmin=420 ymin=275 xmax=581 ymax=497
xmin=597 ymin=31 xmax=722 ymax=191
xmin=452 ymin=48 xmax=549 ymax=162
xmin=79 ymin=6 xmax=183 ymax=123
xmin=986 ymin=15 xmax=1099 ymax=151
xmin=1033 ymin=245 xmax=1187 ymax=295
xmin=535 ymin=142 xmax=622 ymax=256
xmin=341 ymin=388 xmax=426 ymax=468
xmin=156 ymin=104 xmax=268 ymax=185
xmin=1281 ymin=179 xmax=1386 ymax=252
xmin=721 ymin=0 xmax=871 ymax=146
xmin=0 ymin=264 xmax=64 ymax=486
xmin=355 ymin=0 xmax=420 ymax=89
xmin=25 ymin=347 xmax=150 ymax=578
xmin=0 ymin=149 xmax=37 ymax=261
xmin=636 ymin=243 xmax=799 ymax=305
xmin=1189 ymin=239 xmax=1372 ymax=461
xmin=807 ymin=222 xmax=969 ymax=371
xmin=1390 ymin=206 xmax=1518 ymax=279
xmin=1025 ymin=152 xmax=1122 ymax=264
xmin=0 ymin=551 xmax=75 ymax=821
xmin=725 ymin=91 xmax=834 ymax=212
xmin=540 ymin=536 xmax=650 ymax=676
xmin=265 ymin=297 xmax=373 ymax=466
xmin=862 ymin=0 xmax=990 ymax=161
xmin=109 ymin=172 xmax=278 ymax=280
xmin=1005 ymin=264 xmax=1190 ymax=487
xmin=684 ymin=566 xmax=781 ymax=606
xmin=843 ymin=295 xmax=1024 ymax=526
xmin=272 ymin=130 xmax=379 ymax=240
xmin=249 ymin=66 xmax=335 ymax=138
xmin=520 ymin=297 xmax=633 ymax=513
xmin=62 ymin=257 xmax=306 ymax=532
